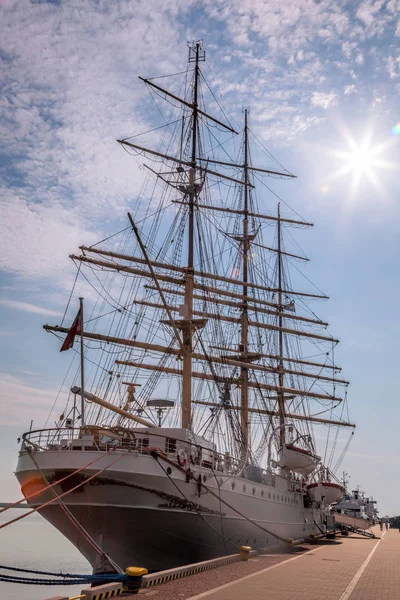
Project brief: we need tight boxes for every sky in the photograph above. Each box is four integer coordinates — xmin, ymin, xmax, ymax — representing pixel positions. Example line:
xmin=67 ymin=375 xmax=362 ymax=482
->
xmin=1 ymin=0 xmax=400 ymax=517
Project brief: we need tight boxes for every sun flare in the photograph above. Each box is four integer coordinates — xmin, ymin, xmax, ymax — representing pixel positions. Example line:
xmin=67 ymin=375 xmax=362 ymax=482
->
xmin=347 ymin=145 xmax=375 ymax=174
xmin=330 ymin=131 xmax=396 ymax=201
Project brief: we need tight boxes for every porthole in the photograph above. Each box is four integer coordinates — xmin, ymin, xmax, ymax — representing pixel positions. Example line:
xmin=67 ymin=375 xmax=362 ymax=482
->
xmin=273 ymin=494 xmax=275 ymax=500
xmin=252 ymin=487 xmax=256 ymax=495
xmin=242 ymin=484 xmax=247 ymax=492
xmin=167 ymin=467 xmax=172 ymax=475
xmin=268 ymin=492 xmax=271 ymax=499
xmin=261 ymin=490 xmax=264 ymax=497
xmin=281 ymin=495 xmax=284 ymax=502
xmin=203 ymin=475 xmax=207 ymax=482
xmin=232 ymin=482 xmax=236 ymax=490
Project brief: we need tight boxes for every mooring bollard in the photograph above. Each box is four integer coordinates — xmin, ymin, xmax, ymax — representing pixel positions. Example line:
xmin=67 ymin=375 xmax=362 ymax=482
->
xmin=124 ymin=566 xmax=149 ymax=594
xmin=240 ymin=545 xmax=252 ymax=561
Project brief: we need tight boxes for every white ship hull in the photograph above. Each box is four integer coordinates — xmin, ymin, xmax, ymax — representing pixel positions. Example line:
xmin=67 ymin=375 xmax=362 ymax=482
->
xmin=16 ymin=448 xmax=323 ymax=572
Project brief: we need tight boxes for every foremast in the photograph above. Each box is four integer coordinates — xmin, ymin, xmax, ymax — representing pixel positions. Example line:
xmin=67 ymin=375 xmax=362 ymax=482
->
xmin=181 ymin=41 xmax=205 ymax=429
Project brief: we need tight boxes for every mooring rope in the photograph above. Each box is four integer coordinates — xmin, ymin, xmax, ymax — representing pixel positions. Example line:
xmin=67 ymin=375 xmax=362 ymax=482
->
xmin=0 ymin=564 xmax=123 ymax=579
xmin=27 ymin=448 xmax=123 ymax=573
xmin=0 ymin=451 xmax=126 ymax=531
xmin=0 ymin=573 xmax=123 ymax=586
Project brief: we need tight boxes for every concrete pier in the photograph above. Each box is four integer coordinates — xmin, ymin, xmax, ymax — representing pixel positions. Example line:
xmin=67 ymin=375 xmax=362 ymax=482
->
xmin=132 ymin=526 xmax=399 ymax=600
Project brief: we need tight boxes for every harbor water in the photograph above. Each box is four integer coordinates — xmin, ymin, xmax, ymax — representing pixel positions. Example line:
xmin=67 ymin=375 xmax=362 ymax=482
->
xmin=0 ymin=507 xmax=90 ymax=600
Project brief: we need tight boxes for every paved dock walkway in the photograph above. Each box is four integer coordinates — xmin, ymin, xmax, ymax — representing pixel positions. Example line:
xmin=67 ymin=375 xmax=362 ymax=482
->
xmin=187 ymin=526 xmax=399 ymax=600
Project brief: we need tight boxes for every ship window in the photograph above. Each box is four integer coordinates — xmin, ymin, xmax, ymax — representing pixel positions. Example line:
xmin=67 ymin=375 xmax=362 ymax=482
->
xmin=273 ymin=494 xmax=275 ymax=500
xmin=261 ymin=490 xmax=264 ymax=497
xmin=232 ymin=482 xmax=235 ymax=490
xmin=252 ymin=487 xmax=256 ymax=495
xmin=165 ymin=438 xmax=177 ymax=453
xmin=138 ymin=438 xmax=149 ymax=449
xmin=242 ymin=484 xmax=247 ymax=492
xmin=268 ymin=492 xmax=271 ymax=499
xmin=281 ymin=495 xmax=283 ymax=502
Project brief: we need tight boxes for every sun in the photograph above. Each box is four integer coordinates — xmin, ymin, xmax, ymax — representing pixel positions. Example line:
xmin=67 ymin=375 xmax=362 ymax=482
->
xmin=346 ymin=144 xmax=375 ymax=174
xmin=329 ymin=130 xmax=396 ymax=201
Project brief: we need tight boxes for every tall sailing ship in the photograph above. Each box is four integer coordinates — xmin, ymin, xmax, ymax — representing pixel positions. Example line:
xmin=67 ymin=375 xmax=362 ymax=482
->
xmin=15 ymin=42 xmax=355 ymax=574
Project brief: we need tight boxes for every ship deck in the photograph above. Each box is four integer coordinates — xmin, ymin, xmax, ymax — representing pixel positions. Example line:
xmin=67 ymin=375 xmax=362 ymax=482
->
xmin=126 ymin=525 xmax=399 ymax=600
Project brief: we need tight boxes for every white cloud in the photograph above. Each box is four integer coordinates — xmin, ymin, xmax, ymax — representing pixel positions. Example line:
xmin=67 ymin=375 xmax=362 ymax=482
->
xmin=386 ymin=55 xmax=400 ymax=79
xmin=0 ymin=192 xmax=101 ymax=281
xmin=311 ymin=91 xmax=336 ymax=109
xmin=344 ymin=84 xmax=356 ymax=95
xmin=0 ymin=0 xmax=196 ymax=287
xmin=0 ymin=299 xmax=63 ymax=317
xmin=1 ymin=0 xmax=400 ymax=289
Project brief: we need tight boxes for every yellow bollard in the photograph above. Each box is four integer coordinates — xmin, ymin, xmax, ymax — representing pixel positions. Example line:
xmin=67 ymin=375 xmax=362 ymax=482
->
xmin=240 ymin=545 xmax=252 ymax=561
xmin=124 ymin=566 xmax=149 ymax=594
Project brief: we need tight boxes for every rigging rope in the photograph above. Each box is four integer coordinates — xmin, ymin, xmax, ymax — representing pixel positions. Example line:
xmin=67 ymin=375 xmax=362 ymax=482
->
xmin=27 ymin=448 xmax=123 ymax=573
xmin=0 ymin=451 xmax=126 ymax=532
xmin=0 ymin=449 xmax=115 ymax=514
xmin=151 ymin=450 xmax=293 ymax=545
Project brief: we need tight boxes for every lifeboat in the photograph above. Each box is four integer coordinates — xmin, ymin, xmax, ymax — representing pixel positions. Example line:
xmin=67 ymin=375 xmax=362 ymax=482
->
xmin=278 ymin=443 xmax=320 ymax=476
xmin=307 ymin=481 xmax=344 ymax=504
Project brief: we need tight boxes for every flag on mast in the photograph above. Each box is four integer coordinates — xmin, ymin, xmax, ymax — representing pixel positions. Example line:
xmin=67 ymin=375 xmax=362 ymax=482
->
xmin=60 ymin=307 xmax=82 ymax=352
xmin=282 ymin=300 xmax=295 ymax=312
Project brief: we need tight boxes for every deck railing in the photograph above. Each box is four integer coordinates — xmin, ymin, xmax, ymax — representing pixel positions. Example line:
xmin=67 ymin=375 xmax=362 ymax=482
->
xmin=20 ymin=427 xmax=293 ymax=487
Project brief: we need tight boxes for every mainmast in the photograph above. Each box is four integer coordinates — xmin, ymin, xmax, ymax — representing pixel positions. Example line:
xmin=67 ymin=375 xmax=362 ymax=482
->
xmin=181 ymin=41 xmax=205 ymax=429
xmin=240 ymin=109 xmax=250 ymax=453
xmin=277 ymin=204 xmax=286 ymax=448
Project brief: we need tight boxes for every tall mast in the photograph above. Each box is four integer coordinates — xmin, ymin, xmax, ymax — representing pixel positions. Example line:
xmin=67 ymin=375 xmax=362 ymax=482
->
xmin=240 ymin=109 xmax=250 ymax=453
xmin=181 ymin=41 xmax=204 ymax=429
xmin=79 ymin=297 xmax=85 ymax=427
xmin=277 ymin=204 xmax=285 ymax=447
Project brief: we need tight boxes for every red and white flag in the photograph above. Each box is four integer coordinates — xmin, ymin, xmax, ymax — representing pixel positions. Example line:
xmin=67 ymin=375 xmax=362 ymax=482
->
xmin=60 ymin=308 xmax=82 ymax=352
xmin=282 ymin=300 xmax=295 ymax=312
